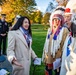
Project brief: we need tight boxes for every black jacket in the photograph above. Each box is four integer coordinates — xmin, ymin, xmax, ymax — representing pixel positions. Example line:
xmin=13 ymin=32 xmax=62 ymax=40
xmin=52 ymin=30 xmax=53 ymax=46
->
xmin=0 ymin=20 xmax=9 ymax=34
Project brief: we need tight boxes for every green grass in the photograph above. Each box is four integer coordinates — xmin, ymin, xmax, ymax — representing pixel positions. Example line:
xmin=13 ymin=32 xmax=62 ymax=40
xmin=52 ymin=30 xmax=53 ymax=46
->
xmin=31 ymin=24 xmax=49 ymax=30
xmin=32 ymin=29 xmax=47 ymax=57
xmin=30 ymin=29 xmax=47 ymax=75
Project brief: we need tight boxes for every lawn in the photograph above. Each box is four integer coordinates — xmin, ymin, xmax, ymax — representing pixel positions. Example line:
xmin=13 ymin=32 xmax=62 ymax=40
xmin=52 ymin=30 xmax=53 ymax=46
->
xmin=30 ymin=25 xmax=47 ymax=75
xmin=32 ymin=29 xmax=47 ymax=57
xmin=30 ymin=24 xmax=56 ymax=75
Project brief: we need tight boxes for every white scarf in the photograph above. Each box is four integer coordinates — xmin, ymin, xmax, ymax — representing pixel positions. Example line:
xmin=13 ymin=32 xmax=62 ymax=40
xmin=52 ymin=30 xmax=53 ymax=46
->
xmin=42 ymin=28 xmax=50 ymax=61
xmin=42 ymin=27 xmax=65 ymax=61
xmin=51 ymin=27 xmax=64 ymax=58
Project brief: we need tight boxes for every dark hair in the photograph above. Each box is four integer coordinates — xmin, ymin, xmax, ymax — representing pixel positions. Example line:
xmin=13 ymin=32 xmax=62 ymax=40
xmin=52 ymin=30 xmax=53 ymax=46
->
xmin=71 ymin=22 xmax=76 ymax=36
xmin=12 ymin=16 xmax=32 ymax=36
xmin=55 ymin=8 xmax=65 ymax=11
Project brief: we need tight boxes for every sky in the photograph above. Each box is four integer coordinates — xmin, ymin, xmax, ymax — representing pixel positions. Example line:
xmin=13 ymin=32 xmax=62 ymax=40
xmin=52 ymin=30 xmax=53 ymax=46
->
xmin=35 ymin=0 xmax=51 ymax=13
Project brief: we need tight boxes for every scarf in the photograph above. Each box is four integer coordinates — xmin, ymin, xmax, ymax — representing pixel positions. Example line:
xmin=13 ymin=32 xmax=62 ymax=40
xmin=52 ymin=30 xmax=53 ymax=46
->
xmin=42 ymin=27 xmax=65 ymax=60
xmin=19 ymin=27 xmax=32 ymax=46
xmin=47 ymin=26 xmax=64 ymax=58
xmin=51 ymin=27 xmax=64 ymax=58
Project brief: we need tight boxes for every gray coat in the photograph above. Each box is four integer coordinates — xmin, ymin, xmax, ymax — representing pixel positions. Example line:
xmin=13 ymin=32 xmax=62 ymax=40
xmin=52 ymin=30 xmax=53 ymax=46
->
xmin=7 ymin=30 xmax=37 ymax=75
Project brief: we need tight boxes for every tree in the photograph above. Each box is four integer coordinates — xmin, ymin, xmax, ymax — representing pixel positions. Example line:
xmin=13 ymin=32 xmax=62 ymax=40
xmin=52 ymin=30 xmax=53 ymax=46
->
xmin=1 ymin=1 xmax=14 ymax=22
xmin=34 ymin=10 xmax=43 ymax=24
xmin=42 ymin=12 xmax=51 ymax=25
xmin=10 ymin=0 xmax=36 ymax=16
xmin=45 ymin=0 xmax=56 ymax=13
xmin=0 ymin=0 xmax=37 ymax=22
xmin=0 ymin=0 xmax=5 ymax=5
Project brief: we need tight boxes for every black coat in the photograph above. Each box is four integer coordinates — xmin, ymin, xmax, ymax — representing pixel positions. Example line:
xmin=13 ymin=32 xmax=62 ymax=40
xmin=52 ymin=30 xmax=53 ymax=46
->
xmin=0 ymin=20 xmax=9 ymax=34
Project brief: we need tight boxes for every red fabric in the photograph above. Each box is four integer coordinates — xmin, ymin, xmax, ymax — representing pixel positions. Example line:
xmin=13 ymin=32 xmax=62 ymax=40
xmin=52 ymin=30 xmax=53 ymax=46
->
xmin=45 ymin=63 xmax=53 ymax=75
xmin=70 ymin=32 xmax=72 ymax=36
xmin=45 ymin=70 xmax=49 ymax=75
xmin=23 ymin=34 xmax=26 ymax=39
xmin=65 ymin=8 xmax=71 ymax=13
xmin=47 ymin=64 xmax=53 ymax=68
xmin=46 ymin=63 xmax=53 ymax=69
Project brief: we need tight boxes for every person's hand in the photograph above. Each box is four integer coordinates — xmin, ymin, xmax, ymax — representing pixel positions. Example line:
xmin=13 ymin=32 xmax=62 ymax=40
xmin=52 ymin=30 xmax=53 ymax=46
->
xmin=12 ymin=58 xmax=23 ymax=67
xmin=0 ymin=33 xmax=6 ymax=36
xmin=33 ymin=57 xmax=37 ymax=62
xmin=3 ymin=33 xmax=6 ymax=36
xmin=0 ymin=34 xmax=4 ymax=36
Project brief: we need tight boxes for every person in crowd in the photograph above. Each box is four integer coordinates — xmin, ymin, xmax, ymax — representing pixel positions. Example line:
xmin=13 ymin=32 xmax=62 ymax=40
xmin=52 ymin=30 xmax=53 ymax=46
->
xmin=64 ymin=8 xmax=73 ymax=31
xmin=65 ymin=21 xmax=76 ymax=75
xmin=61 ymin=0 xmax=76 ymax=74
xmin=0 ymin=14 xmax=9 ymax=55
xmin=9 ymin=15 xmax=21 ymax=30
xmin=60 ymin=16 xmax=76 ymax=75
xmin=60 ymin=8 xmax=76 ymax=75
xmin=60 ymin=8 xmax=73 ymax=75
xmin=42 ymin=12 xmax=69 ymax=75
xmin=13 ymin=15 xmax=21 ymax=26
xmin=7 ymin=16 xmax=37 ymax=75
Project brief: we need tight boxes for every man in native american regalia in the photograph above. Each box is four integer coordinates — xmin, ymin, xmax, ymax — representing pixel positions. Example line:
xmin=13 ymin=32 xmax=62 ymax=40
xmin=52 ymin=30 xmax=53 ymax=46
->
xmin=60 ymin=0 xmax=76 ymax=75
xmin=42 ymin=9 xmax=69 ymax=75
